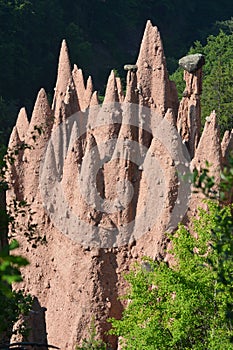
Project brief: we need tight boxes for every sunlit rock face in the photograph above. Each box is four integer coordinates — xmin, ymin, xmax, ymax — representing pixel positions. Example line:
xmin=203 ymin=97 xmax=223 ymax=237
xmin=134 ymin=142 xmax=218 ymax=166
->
xmin=7 ymin=21 xmax=228 ymax=350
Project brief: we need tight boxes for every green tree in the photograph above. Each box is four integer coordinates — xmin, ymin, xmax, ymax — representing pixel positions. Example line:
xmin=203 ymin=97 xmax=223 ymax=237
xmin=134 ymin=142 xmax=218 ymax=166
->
xmin=0 ymin=239 xmax=32 ymax=341
xmin=110 ymin=202 xmax=233 ymax=349
xmin=217 ymin=17 xmax=233 ymax=35
xmin=170 ymin=30 xmax=233 ymax=135
xmin=110 ymin=159 xmax=233 ymax=349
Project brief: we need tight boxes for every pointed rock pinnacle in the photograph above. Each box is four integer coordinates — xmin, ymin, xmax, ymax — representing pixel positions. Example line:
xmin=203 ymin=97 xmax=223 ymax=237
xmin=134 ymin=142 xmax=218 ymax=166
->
xmin=90 ymin=91 xmax=99 ymax=106
xmin=221 ymin=130 xmax=233 ymax=165
xmin=116 ymin=77 xmax=125 ymax=102
xmin=84 ymin=76 xmax=93 ymax=109
xmin=8 ymin=126 xmax=21 ymax=149
xmin=72 ymin=65 xmax=86 ymax=109
xmin=16 ymin=107 xmax=29 ymax=141
xmin=125 ymin=70 xmax=138 ymax=104
xmin=31 ymin=88 xmax=52 ymax=125
xmin=103 ymin=70 xmax=119 ymax=104
xmin=177 ymin=68 xmax=202 ymax=159
xmin=52 ymin=40 xmax=72 ymax=120
xmin=136 ymin=20 xmax=178 ymax=114
xmin=63 ymin=78 xmax=80 ymax=117
xmin=26 ymin=88 xmax=53 ymax=143
xmin=192 ymin=110 xmax=222 ymax=179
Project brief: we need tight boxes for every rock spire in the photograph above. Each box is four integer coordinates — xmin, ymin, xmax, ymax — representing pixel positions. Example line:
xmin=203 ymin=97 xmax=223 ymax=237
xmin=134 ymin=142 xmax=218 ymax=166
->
xmin=177 ymin=62 xmax=203 ymax=158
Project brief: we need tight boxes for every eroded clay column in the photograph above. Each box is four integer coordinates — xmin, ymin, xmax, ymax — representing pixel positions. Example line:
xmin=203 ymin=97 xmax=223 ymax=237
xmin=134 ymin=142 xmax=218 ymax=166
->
xmin=177 ymin=53 xmax=205 ymax=159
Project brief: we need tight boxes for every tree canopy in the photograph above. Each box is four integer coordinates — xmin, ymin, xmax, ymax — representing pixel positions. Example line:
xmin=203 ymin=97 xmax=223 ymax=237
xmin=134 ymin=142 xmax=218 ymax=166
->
xmin=110 ymin=199 xmax=233 ymax=349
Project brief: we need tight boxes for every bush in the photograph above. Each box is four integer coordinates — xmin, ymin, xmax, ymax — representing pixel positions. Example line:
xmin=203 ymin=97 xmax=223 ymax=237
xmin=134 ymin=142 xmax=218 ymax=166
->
xmin=76 ymin=319 xmax=108 ymax=350
xmin=110 ymin=159 xmax=233 ymax=349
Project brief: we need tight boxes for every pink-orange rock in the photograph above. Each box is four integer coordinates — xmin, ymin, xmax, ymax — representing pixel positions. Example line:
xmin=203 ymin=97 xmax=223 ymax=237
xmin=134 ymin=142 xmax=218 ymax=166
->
xmin=103 ymin=70 xmax=119 ymax=104
xmin=124 ymin=70 xmax=138 ymax=104
xmin=72 ymin=66 xmax=94 ymax=111
xmin=136 ymin=20 xmax=178 ymax=115
xmin=90 ymin=91 xmax=99 ymax=106
xmin=116 ymin=77 xmax=125 ymax=103
xmin=84 ymin=76 xmax=94 ymax=108
xmin=177 ymin=68 xmax=202 ymax=158
xmin=8 ymin=126 xmax=21 ymax=150
xmin=7 ymin=21 xmax=232 ymax=350
xmin=62 ymin=78 xmax=80 ymax=118
xmin=16 ymin=107 xmax=29 ymax=141
xmin=192 ymin=110 xmax=222 ymax=179
xmin=52 ymin=40 xmax=72 ymax=121
xmin=72 ymin=64 xmax=86 ymax=108
xmin=26 ymin=88 xmax=53 ymax=143
xmin=221 ymin=129 xmax=233 ymax=165
xmin=17 ymin=88 xmax=54 ymax=202
xmin=7 ymin=126 xmax=24 ymax=201
xmin=183 ymin=111 xmax=222 ymax=229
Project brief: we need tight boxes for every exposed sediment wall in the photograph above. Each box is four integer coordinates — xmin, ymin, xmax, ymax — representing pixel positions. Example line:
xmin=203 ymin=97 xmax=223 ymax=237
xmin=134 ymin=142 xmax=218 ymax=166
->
xmin=6 ymin=20 xmax=232 ymax=350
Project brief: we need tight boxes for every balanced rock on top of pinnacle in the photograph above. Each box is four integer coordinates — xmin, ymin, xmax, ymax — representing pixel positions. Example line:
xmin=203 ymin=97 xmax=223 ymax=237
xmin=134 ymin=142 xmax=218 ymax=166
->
xmin=179 ymin=53 xmax=205 ymax=73
xmin=124 ymin=64 xmax=138 ymax=72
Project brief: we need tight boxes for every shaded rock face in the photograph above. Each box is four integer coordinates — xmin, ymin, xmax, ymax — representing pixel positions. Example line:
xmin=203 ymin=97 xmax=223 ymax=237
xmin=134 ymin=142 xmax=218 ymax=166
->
xmin=0 ymin=182 xmax=7 ymax=250
xmin=6 ymin=21 xmax=230 ymax=349
xmin=177 ymin=68 xmax=202 ymax=158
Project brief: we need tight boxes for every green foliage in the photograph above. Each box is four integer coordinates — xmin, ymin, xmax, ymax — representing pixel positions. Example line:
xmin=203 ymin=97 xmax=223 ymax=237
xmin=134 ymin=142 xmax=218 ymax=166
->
xmin=217 ymin=17 xmax=233 ymax=35
xmin=169 ymin=67 xmax=185 ymax=100
xmin=0 ymin=279 xmax=32 ymax=341
xmin=200 ymin=31 xmax=233 ymax=135
xmin=0 ymin=232 xmax=33 ymax=341
xmin=110 ymin=200 xmax=233 ymax=349
xmin=171 ymin=30 xmax=233 ymax=135
xmin=110 ymin=156 xmax=233 ymax=349
xmin=76 ymin=319 xmax=108 ymax=350
xmin=192 ymin=154 xmax=233 ymax=204
xmin=191 ymin=161 xmax=217 ymax=198
xmin=98 ymin=95 xmax=104 ymax=104
xmin=0 ymin=239 xmax=28 ymax=286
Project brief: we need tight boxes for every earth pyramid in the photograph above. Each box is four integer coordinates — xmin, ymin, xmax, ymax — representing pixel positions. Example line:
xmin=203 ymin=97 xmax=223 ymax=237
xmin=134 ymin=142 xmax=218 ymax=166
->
xmin=6 ymin=20 xmax=232 ymax=349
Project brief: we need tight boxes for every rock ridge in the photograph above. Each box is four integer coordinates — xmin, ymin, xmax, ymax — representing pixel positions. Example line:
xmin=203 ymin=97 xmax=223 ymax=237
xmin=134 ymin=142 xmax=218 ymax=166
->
xmin=6 ymin=21 xmax=232 ymax=350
